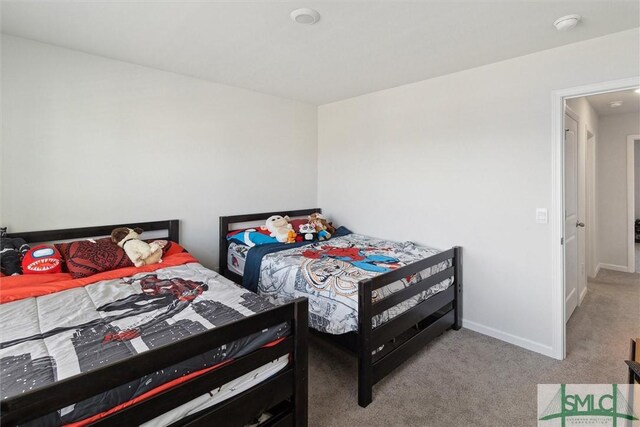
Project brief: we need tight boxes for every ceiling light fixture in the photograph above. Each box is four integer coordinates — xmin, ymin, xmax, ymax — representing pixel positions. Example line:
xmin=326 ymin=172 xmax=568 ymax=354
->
xmin=635 ymin=88 xmax=640 ymax=94
xmin=290 ymin=8 xmax=320 ymax=25
xmin=609 ymin=101 xmax=623 ymax=108
xmin=553 ymin=14 xmax=581 ymax=31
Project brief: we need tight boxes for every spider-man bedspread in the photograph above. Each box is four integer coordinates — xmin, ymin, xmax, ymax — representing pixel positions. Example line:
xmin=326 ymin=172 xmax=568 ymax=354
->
xmin=251 ymin=232 xmax=453 ymax=335
xmin=0 ymin=253 xmax=289 ymax=426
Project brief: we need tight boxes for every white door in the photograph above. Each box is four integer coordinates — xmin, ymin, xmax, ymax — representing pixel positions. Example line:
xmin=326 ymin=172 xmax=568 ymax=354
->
xmin=564 ymin=113 xmax=580 ymax=322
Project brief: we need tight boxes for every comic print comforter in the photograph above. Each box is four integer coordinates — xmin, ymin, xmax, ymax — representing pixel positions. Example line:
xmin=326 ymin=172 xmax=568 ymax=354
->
xmin=0 ymin=256 xmax=288 ymax=426
xmin=256 ymin=233 xmax=453 ymax=335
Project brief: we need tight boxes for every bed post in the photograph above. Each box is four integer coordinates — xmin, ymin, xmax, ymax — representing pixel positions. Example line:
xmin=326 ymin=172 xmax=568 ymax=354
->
xmin=630 ymin=339 xmax=638 ymax=384
xmin=168 ymin=220 xmax=180 ymax=243
xmin=357 ymin=279 xmax=373 ymax=408
xmin=293 ymin=298 xmax=309 ymax=426
xmin=219 ymin=217 xmax=229 ymax=276
xmin=453 ymin=246 xmax=463 ymax=330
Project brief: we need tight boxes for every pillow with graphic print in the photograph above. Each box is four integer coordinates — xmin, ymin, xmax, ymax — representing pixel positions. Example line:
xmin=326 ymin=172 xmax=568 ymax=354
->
xmin=56 ymin=238 xmax=133 ymax=278
xmin=227 ymin=228 xmax=277 ymax=247
xmin=56 ymin=239 xmax=183 ymax=278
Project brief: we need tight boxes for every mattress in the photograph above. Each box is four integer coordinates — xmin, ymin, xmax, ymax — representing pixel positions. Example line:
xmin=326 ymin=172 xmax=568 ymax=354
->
xmin=239 ymin=229 xmax=453 ymax=335
xmin=228 ymin=241 xmax=249 ymax=276
xmin=0 ymin=253 xmax=289 ymax=426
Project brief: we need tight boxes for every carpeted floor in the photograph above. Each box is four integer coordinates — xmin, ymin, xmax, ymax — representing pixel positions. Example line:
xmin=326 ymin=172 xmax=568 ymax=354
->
xmin=307 ymin=269 xmax=639 ymax=426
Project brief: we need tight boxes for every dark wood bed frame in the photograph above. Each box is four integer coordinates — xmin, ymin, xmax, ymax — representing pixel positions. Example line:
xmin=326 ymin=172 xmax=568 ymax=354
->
xmin=1 ymin=220 xmax=308 ymax=427
xmin=628 ymin=338 xmax=640 ymax=384
xmin=219 ymin=209 xmax=462 ymax=408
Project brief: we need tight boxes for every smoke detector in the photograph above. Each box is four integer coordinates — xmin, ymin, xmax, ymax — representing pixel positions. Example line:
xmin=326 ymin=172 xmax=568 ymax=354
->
xmin=290 ymin=8 xmax=320 ymax=25
xmin=609 ymin=101 xmax=623 ymax=108
xmin=554 ymin=14 xmax=581 ymax=31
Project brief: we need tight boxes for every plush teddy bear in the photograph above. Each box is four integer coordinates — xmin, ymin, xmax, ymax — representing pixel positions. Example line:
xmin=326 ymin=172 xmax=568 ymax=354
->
xmin=0 ymin=227 xmax=30 ymax=276
xmin=110 ymin=227 xmax=163 ymax=267
xmin=264 ymin=215 xmax=294 ymax=243
xmin=308 ymin=213 xmax=335 ymax=241
xmin=298 ymin=223 xmax=318 ymax=242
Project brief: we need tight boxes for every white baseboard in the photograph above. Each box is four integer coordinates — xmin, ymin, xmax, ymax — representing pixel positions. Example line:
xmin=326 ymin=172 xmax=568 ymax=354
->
xmin=579 ymin=286 xmax=587 ymax=305
xmin=593 ymin=263 xmax=601 ymax=278
xmin=597 ymin=262 xmax=629 ymax=273
xmin=462 ymin=319 xmax=554 ymax=358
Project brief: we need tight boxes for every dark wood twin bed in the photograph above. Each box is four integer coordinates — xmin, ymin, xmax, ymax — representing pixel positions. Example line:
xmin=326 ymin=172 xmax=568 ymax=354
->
xmin=1 ymin=220 xmax=308 ymax=427
xmin=219 ymin=208 xmax=463 ymax=408
xmin=1 ymin=211 xmax=462 ymax=425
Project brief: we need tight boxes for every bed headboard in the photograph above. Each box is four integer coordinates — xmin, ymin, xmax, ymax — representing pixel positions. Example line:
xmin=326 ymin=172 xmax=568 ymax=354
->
xmin=6 ymin=219 xmax=180 ymax=244
xmin=218 ymin=208 xmax=321 ymax=280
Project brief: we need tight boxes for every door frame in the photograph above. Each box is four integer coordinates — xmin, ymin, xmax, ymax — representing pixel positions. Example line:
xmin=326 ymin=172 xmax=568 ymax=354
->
xmin=585 ymin=126 xmax=597 ymax=280
xmin=551 ymin=76 xmax=640 ymax=360
xmin=628 ymin=135 xmax=640 ymax=273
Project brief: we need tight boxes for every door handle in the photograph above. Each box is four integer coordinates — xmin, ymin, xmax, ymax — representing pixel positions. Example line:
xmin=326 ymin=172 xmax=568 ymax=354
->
xmin=576 ymin=221 xmax=585 ymax=228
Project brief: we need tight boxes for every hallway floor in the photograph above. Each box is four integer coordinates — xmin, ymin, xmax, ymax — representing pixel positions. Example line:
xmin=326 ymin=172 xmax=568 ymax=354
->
xmin=566 ymin=267 xmax=639 ymax=367
xmin=307 ymin=269 xmax=639 ymax=426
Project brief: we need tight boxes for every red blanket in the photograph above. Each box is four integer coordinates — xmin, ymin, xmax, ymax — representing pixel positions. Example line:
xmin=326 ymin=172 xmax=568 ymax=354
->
xmin=0 ymin=250 xmax=196 ymax=304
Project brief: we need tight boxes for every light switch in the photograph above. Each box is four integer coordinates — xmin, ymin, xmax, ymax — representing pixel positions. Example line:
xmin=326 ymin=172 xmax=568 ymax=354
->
xmin=536 ymin=208 xmax=548 ymax=224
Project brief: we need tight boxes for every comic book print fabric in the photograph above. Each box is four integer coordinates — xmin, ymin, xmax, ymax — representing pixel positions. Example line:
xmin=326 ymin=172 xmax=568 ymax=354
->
xmin=0 ymin=262 xmax=288 ymax=426
xmin=256 ymin=233 xmax=452 ymax=335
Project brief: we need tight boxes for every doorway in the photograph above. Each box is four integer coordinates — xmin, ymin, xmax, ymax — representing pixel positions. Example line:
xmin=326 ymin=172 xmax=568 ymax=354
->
xmin=551 ymin=77 xmax=640 ymax=360
xmin=564 ymin=88 xmax=640 ymax=359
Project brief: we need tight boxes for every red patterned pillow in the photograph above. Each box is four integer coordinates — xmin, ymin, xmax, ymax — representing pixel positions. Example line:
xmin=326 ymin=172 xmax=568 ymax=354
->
xmin=56 ymin=239 xmax=180 ymax=278
xmin=56 ymin=238 xmax=133 ymax=278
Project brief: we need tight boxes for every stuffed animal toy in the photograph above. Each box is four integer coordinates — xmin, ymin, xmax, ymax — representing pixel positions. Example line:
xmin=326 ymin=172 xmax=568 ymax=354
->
xmin=0 ymin=227 xmax=30 ymax=276
xmin=264 ymin=215 xmax=294 ymax=243
xmin=22 ymin=245 xmax=63 ymax=274
xmin=308 ymin=213 xmax=335 ymax=241
xmin=298 ymin=223 xmax=317 ymax=242
xmin=110 ymin=227 xmax=163 ymax=267
xmin=317 ymin=229 xmax=330 ymax=241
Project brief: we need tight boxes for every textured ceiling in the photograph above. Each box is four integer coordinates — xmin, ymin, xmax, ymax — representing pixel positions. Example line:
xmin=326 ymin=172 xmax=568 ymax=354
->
xmin=2 ymin=1 xmax=639 ymax=104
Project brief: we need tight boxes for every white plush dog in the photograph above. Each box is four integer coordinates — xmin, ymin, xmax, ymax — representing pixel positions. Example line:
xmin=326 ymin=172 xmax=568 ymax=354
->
xmin=110 ymin=227 xmax=163 ymax=267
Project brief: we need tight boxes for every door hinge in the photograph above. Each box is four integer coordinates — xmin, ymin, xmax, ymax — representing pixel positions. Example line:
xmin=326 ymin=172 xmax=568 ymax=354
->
xmin=561 ymin=237 xmax=564 ymax=245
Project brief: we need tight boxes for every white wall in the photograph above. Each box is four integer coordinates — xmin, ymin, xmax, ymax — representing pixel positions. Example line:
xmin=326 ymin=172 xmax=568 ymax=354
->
xmin=597 ymin=111 xmax=640 ymax=269
xmin=318 ymin=29 xmax=640 ymax=356
xmin=1 ymin=36 xmax=318 ymax=267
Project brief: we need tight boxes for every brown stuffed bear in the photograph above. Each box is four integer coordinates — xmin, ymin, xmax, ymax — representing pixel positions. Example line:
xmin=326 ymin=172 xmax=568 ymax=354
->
xmin=308 ymin=213 xmax=336 ymax=240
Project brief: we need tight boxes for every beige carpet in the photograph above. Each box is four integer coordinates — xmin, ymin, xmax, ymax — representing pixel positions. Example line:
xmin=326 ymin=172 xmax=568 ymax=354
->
xmin=307 ymin=269 xmax=640 ymax=426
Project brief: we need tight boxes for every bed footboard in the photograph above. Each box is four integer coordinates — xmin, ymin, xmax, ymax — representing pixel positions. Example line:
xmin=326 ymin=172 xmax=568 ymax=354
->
xmin=0 ymin=299 xmax=309 ymax=427
xmin=357 ymin=246 xmax=462 ymax=407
